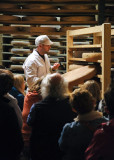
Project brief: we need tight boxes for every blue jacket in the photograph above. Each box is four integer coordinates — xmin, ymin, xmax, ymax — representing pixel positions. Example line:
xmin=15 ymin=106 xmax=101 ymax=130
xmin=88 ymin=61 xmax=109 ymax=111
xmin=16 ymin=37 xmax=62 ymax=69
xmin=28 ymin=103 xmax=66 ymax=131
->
xmin=9 ymin=87 xmax=24 ymax=111
xmin=58 ymin=111 xmax=108 ymax=160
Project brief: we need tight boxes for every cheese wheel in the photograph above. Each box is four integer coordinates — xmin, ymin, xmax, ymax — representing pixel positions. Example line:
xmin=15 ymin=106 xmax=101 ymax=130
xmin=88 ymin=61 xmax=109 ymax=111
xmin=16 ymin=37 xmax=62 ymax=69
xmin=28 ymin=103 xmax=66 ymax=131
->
xmin=11 ymin=41 xmax=30 ymax=47
xmin=10 ymin=57 xmax=27 ymax=63
xmin=10 ymin=65 xmax=23 ymax=71
xmin=11 ymin=48 xmax=31 ymax=55
xmin=63 ymin=65 xmax=97 ymax=91
xmin=82 ymin=53 xmax=102 ymax=61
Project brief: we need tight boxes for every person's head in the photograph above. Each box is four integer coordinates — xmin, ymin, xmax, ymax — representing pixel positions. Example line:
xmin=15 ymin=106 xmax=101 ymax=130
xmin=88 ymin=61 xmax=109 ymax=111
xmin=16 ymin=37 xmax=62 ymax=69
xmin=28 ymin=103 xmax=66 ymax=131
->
xmin=70 ymin=88 xmax=95 ymax=115
xmin=29 ymin=76 xmax=44 ymax=94
xmin=0 ymin=72 xmax=14 ymax=97
xmin=80 ymin=80 xmax=101 ymax=103
xmin=104 ymin=83 xmax=114 ymax=116
xmin=35 ymin=35 xmax=53 ymax=55
xmin=41 ymin=73 xmax=68 ymax=99
xmin=13 ymin=74 xmax=25 ymax=95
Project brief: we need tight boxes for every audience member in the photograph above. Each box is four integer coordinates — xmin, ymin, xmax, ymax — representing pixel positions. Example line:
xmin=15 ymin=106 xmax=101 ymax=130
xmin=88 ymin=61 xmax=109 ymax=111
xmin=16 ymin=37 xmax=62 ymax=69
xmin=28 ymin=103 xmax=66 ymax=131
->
xmin=9 ymin=74 xmax=25 ymax=111
xmin=85 ymin=83 xmax=114 ymax=160
xmin=0 ymin=69 xmax=23 ymax=128
xmin=27 ymin=73 xmax=76 ymax=160
xmin=80 ymin=80 xmax=101 ymax=110
xmin=0 ymin=72 xmax=24 ymax=160
xmin=22 ymin=77 xmax=43 ymax=159
xmin=58 ymin=88 xmax=108 ymax=160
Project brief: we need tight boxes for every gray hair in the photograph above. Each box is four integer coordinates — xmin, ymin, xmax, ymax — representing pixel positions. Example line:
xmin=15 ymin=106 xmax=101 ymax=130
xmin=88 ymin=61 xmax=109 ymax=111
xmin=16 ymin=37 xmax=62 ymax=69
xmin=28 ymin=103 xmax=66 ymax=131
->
xmin=41 ymin=73 xmax=68 ymax=99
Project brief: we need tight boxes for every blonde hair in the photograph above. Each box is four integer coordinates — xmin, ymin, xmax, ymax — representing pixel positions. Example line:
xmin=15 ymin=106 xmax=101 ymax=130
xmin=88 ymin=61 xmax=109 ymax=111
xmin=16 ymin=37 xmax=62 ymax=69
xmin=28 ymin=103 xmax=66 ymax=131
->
xmin=13 ymin=74 xmax=25 ymax=95
xmin=80 ymin=80 xmax=101 ymax=103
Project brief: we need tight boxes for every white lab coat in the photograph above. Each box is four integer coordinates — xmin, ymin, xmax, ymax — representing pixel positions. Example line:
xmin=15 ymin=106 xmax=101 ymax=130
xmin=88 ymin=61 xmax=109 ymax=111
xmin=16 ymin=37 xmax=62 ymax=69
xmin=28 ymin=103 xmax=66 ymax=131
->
xmin=23 ymin=49 xmax=51 ymax=90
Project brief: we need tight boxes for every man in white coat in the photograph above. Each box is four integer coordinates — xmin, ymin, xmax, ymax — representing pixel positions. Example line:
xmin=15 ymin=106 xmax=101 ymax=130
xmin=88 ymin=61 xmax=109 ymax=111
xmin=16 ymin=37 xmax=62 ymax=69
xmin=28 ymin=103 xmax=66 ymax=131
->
xmin=23 ymin=35 xmax=60 ymax=90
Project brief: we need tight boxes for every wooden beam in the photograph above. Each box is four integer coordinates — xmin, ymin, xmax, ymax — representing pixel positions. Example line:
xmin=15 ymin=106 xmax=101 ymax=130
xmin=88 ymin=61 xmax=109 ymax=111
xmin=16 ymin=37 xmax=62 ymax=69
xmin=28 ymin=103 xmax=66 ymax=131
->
xmin=101 ymin=23 xmax=111 ymax=98
xmin=68 ymin=25 xmax=103 ymax=36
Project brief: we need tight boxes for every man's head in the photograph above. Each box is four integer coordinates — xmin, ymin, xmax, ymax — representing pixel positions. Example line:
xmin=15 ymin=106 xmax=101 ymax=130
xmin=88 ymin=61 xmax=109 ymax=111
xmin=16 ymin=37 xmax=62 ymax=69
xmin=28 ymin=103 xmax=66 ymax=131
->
xmin=41 ymin=73 xmax=68 ymax=99
xmin=35 ymin=35 xmax=53 ymax=47
xmin=35 ymin=35 xmax=53 ymax=55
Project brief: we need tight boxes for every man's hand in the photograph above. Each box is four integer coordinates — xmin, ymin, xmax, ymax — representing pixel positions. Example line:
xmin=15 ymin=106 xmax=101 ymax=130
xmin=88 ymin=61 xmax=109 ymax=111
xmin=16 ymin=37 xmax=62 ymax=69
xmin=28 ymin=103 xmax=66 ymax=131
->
xmin=52 ymin=63 xmax=60 ymax=71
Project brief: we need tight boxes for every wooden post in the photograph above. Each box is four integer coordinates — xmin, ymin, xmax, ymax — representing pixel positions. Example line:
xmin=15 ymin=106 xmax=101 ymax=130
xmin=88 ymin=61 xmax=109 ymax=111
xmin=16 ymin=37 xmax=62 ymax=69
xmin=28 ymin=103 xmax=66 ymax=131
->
xmin=66 ymin=30 xmax=73 ymax=72
xmin=101 ymin=23 xmax=111 ymax=98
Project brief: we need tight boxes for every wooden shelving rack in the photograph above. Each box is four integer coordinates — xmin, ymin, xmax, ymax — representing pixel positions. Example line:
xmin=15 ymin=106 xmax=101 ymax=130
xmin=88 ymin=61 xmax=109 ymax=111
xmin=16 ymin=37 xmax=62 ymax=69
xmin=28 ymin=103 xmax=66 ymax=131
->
xmin=67 ymin=23 xmax=111 ymax=98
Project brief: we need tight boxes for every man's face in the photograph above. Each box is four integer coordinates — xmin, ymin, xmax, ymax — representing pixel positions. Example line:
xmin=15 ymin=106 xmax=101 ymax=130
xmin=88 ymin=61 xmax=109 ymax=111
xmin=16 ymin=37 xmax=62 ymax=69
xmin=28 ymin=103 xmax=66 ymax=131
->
xmin=40 ymin=44 xmax=51 ymax=54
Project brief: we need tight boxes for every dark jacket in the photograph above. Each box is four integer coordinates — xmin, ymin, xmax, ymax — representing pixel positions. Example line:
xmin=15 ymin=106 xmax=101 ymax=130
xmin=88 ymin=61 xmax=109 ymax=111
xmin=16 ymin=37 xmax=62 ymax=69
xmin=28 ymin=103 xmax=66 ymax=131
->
xmin=85 ymin=118 xmax=114 ymax=160
xmin=0 ymin=97 xmax=24 ymax=160
xmin=27 ymin=96 xmax=76 ymax=160
xmin=9 ymin=86 xmax=24 ymax=111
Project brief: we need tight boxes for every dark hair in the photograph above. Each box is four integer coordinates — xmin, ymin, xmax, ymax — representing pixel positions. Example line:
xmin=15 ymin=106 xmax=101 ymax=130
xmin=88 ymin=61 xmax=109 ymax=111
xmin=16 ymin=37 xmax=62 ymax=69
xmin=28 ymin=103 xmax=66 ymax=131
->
xmin=104 ymin=83 xmax=114 ymax=115
xmin=0 ymin=73 xmax=14 ymax=96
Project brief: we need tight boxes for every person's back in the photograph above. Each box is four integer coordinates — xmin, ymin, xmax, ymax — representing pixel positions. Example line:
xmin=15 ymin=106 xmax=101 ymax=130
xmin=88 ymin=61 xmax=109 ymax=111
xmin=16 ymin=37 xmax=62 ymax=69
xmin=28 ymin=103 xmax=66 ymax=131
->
xmin=0 ymin=72 xmax=24 ymax=160
xmin=85 ymin=83 xmax=114 ymax=160
xmin=0 ymin=97 xmax=23 ymax=160
xmin=58 ymin=88 xmax=108 ymax=160
xmin=27 ymin=73 xmax=76 ymax=160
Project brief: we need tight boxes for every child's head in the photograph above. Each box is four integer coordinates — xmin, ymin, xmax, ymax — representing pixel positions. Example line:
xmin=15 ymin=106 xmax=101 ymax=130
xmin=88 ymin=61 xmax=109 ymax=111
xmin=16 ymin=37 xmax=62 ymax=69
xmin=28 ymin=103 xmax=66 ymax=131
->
xmin=14 ymin=74 xmax=25 ymax=95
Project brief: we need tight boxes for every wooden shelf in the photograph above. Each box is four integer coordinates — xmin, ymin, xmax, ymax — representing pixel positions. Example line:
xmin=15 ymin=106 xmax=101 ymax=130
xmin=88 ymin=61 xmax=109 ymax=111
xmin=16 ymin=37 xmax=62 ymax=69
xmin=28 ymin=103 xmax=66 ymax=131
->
xmin=67 ymin=23 xmax=111 ymax=98
xmin=69 ymin=44 xmax=101 ymax=49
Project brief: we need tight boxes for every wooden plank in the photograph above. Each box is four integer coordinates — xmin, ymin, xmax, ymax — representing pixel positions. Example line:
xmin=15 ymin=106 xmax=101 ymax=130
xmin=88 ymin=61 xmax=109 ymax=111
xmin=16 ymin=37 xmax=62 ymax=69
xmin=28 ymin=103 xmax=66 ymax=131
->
xmin=0 ymin=9 xmax=98 ymax=15
xmin=68 ymin=44 xmax=101 ymax=48
xmin=0 ymin=25 xmax=99 ymax=35
xmin=68 ymin=24 xmax=103 ymax=36
xmin=1 ymin=0 xmax=98 ymax=2
xmin=0 ymin=20 xmax=98 ymax=25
